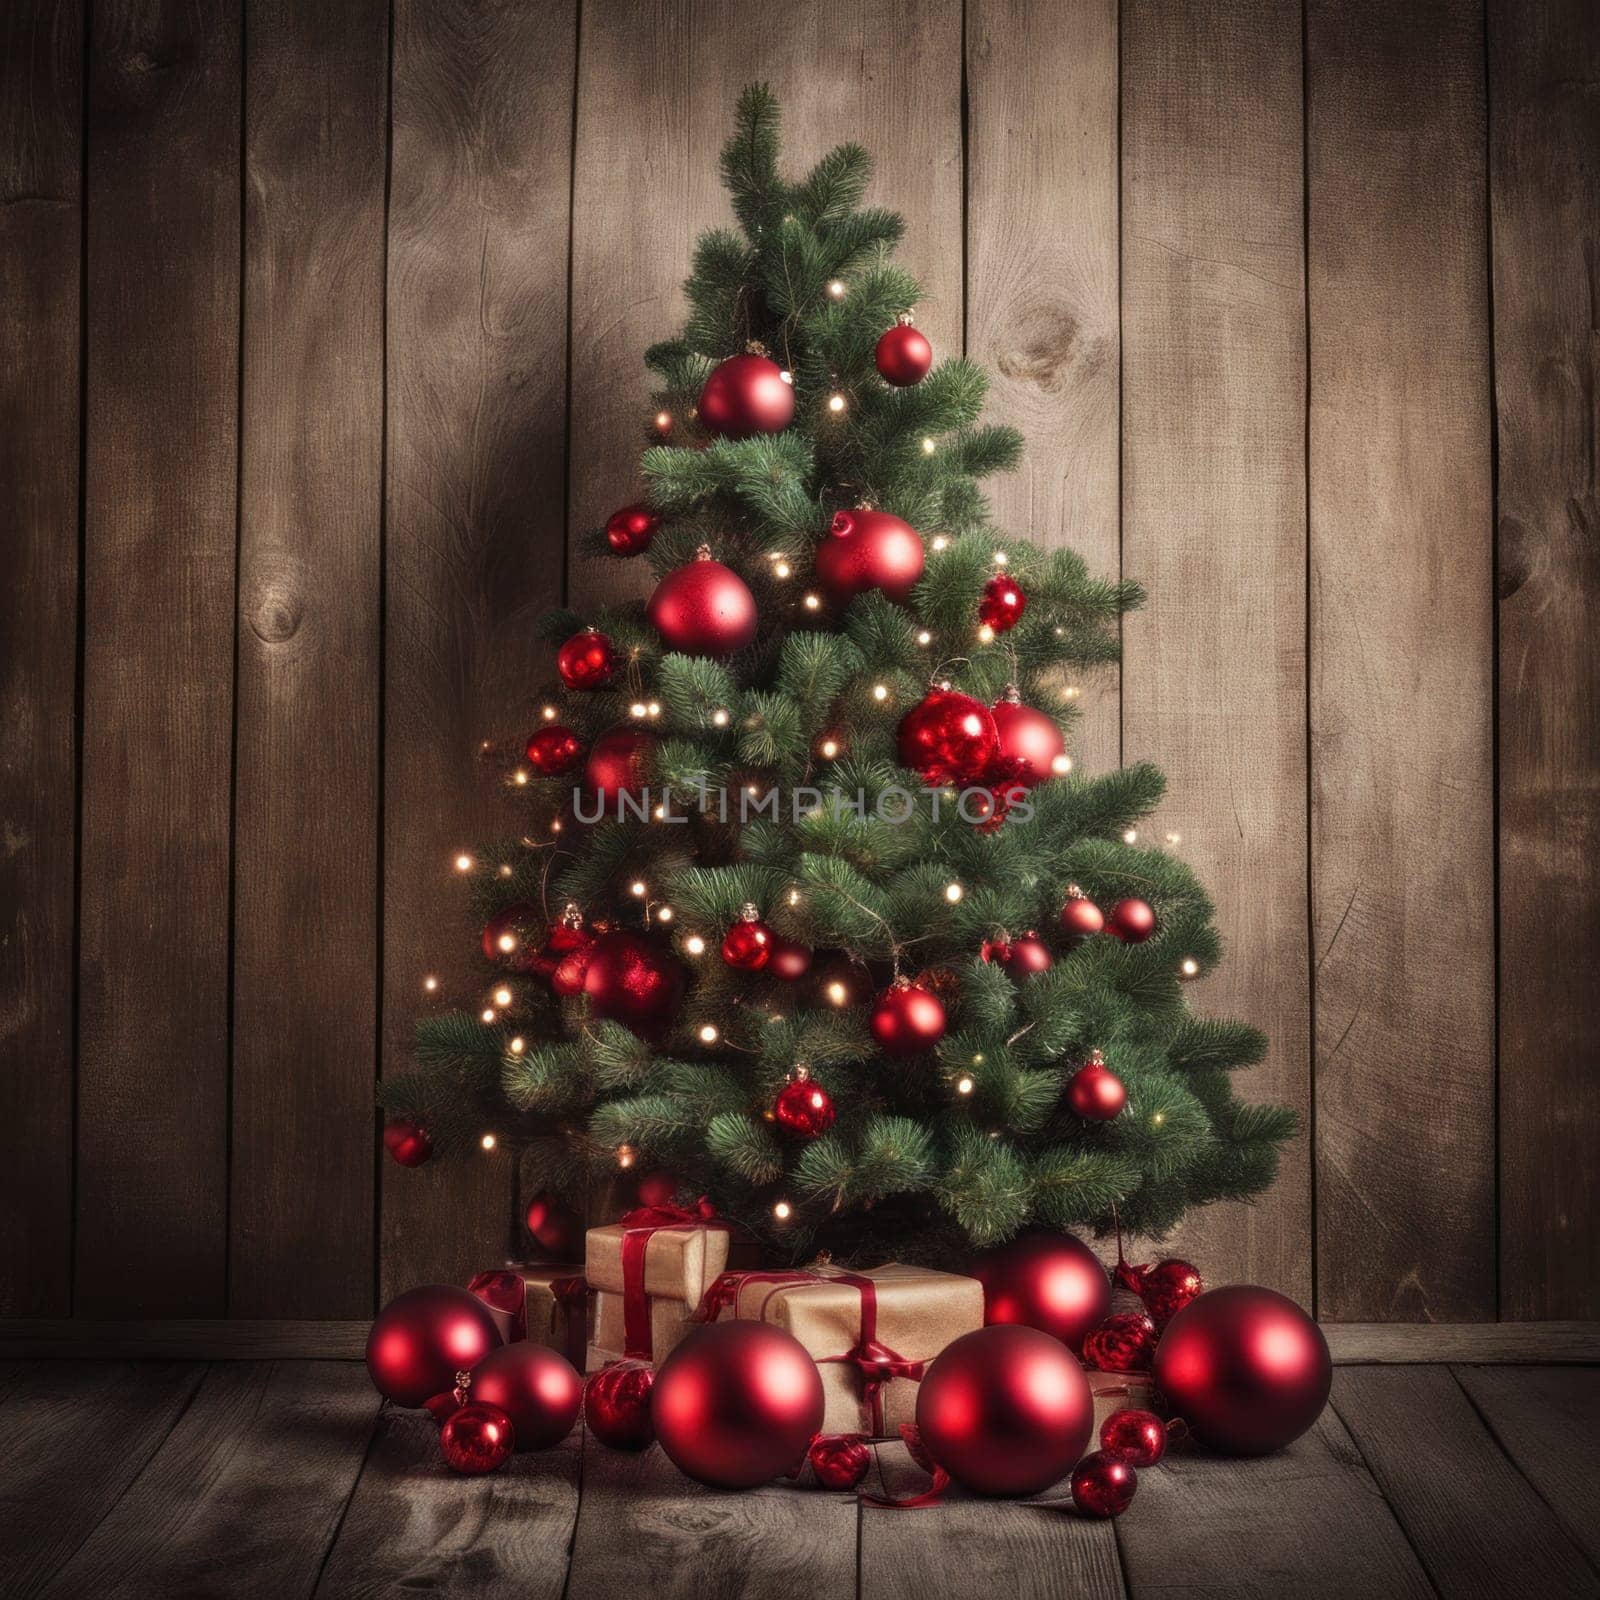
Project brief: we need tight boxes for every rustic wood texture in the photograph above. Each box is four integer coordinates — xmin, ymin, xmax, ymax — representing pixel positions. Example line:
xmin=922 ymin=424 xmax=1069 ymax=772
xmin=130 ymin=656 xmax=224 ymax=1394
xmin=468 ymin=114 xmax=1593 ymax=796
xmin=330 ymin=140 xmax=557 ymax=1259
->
xmin=965 ymin=0 xmax=1121 ymax=775
xmin=1489 ymin=0 xmax=1600 ymax=1321
xmin=381 ymin=0 xmax=577 ymax=1298
xmin=77 ymin=0 xmax=241 ymax=1317
xmin=0 ymin=0 xmax=81 ymax=1317
xmin=1306 ymin=0 xmax=1496 ymax=1322
xmin=1120 ymin=0 xmax=1311 ymax=1303
xmin=231 ymin=0 xmax=389 ymax=1319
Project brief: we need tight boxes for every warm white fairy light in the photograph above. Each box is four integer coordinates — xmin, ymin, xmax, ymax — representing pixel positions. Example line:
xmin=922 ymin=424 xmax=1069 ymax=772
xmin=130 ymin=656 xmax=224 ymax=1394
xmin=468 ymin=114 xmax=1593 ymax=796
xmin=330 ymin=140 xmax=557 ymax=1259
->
xmin=1150 ymin=1111 xmax=1166 ymax=1128
xmin=1165 ymin=831 xmax=1182 ymax=846
xmin=971 ymin=1052 xmax=985 ymax=1066
xmin=956 ymin=1075 xmax=974 ymax=1095
xmin=423 ymin=975 xmax=439 ymax=993
xmin=930 ymin=535 xmax=949 ymax=553
xmin=630 ymin=879 xmax=647 ymax=897
xmin=872 ymin=683 xmax=889 ymax=702
xmin=493 ymin=986 xmax=512 ymax=1007
xmin=653 ymin=804 xmax=667 ymax=821
xmin=480 ymin=1133 xmax=497 ymax=1151
xmin=654 ymin=410 xmax=673 ymax=432
xmin=977 ymin=624 xmax=996 ymax=645
xmin=787 ymin=888 xmax=802 ymax=907
xmin=630 ymin=701 xmax=647 ymax=718
xmin=774 ymin=559 xmax=791 ymax=579
xmin=1123 ymin=829 xmax=1138 ymax=845
xmin=498 ymin=863 xmax=513 ymax=878
xmin=1062 ymin=684 xmax=1082 ymax=702
xmin=698 ymin=1023 xmax=719 ymax=1044
xmin=827 ymin=392 xmax=847 ymax=415
xmin=550 ymin=819 xmax=562 ymax=833
xmin=509 ymin=1036 xmax=525 ymax=1054
xmin=617 ymin=1144 xmax=636 ymax=1169
xmin=993 ymin=550 xmax=1009 ymax=566
xmin=746 ymin=784 xmax=760 ymax=797
xmin=685 ymin=934 xmax=707 ymax=956
xmin=657 ymin=905 xmax=674 ymax=923
xmin=541 ymin=704 xmax=558 ymax=721
xmin=647 ymin=701 xmax=661 ymax=718
xmin=1051 ymin=754 xmax=1073 ymax=776
xmin=922 ymin=436 xmax=936 ymax=454
xmin=773 ymin=1199 xmax=793 ymax=1220
xmin=455 ymin=853 xmax=474 ymax=873
xmin=513 ymin=769 xmax=529 ymax=786
xmin=827 ymin=279 xmax=847 ymax=299
xmin=944 ymin=882 xmax=964 ymax=903
xmin=826 ymin=980 xmax=849 ymax=1007
xmin=481 ymin=1007 xmax=497 ymax=1024
xmin=1180 ymin=957 xmax=1200 ymax=978
xmin=779 ymin=369 xmax=793 ymax=385
xmin=915 ymin=629 xmax=932 ymax=646
xmin=803 ymin=592 xmax=822 ymax=611
xmin=711 ymin=708 xmax=730 ymax=727
xmin=819 ymin=738 xmax=840 ymax=759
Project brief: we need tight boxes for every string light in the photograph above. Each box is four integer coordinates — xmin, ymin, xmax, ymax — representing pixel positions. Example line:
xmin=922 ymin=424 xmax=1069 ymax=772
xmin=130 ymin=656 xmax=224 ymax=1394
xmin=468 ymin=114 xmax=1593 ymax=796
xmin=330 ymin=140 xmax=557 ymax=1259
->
xmin=698 ymin=1023 xmax=719 ymax=1044
xmin=971 ymin=1053 xmax=985 ymax=1066
xmin=1051 ymin=754 xmax=1073 ymax=776
xmin=803 ymin=592 xmax=822 ymax=611
xmin=773 ymin=559 xmax=791 ymax=579
xmin=930 ymin=535 xmax=949 ymax=552
xmin=993 ymin=550 xmax=1009 ymax=566
xmin=550 ymin=819 xmax=562 ymax=833
xmin=1123 ymin=829 xmax=1139 ymax=845
xmin=819 ymin=737 xmax=840 ymax=759
xmin=656 ymin=906 xmax=674 ymax=923
xmin=872 ymin=683 xmax=889 ymax=702
xmin=922 ymin=436 xmax=936 ymax=454
xmin=827 ymin=392 xmax=847 ymax=415
xmin=1062 ymin=685 xmax=1082 ymax=702
xmin=653 ymin=804 xmax=667 ymax=820
xmin=1165 ymin=831 xmax=1183 ymax=846
xmin=513 ymin=769 xmax=529 ymax=785
xmin=630 ymin=701 xmax=647 ymax=718
xmin=956 ymin=1075 xmax=974 ymax=1095
xmin=647 ymin=701 xmax=662 ymax=718
xmin=654 ymin=411 xmax=673 ymax=433
xmin=509 ymin=1036 xmax=525 ymax=1054
xmin=480 ymin=1133 xmax=497 ymax=1150
xmin=825 ymin=980 xmax=849 ymax=1007
xmin=1150 ymin=1112 xmax=1166 ymax=1128
xmin=977 ymin=624 xmax=996 ymax=645
xmin=498 ymin=863 xmax=513 ymax=877
xmin=617 ymin=1144 xmax=636 ymax=1169
xmin=1179 ymin=957 xmax=1200 ymax=979
xmin=685 ymin=934 xmax=707 ymax=956
xmin=788 ymin=888 xmax=802 ymax=907
xmin=630 ymin=880 xmax=647 ymax=897
xmin=827 ymin=279 xmax=847 ymax=299
xmin=711 ymin=708 xmax=730 ymax=727
xmin=915 ymin=629 xmax=932 ymax=646
xmin=454 ymin=853 xmax=474 ymax=873
xmin=481 ymin=1007 xmax=497 ymax=1024
xmin=493 ymin=986 xmax=512 ymax=1007
xmin=541 ymin=704 xmax=558 ymax=721
xmin=944 ymin=882 xmax=964 ymax=903
xmin=423 ymin=975 xmax=439 ymax=992
xmin=773 ymin=1199 xmax=793 ymax=1220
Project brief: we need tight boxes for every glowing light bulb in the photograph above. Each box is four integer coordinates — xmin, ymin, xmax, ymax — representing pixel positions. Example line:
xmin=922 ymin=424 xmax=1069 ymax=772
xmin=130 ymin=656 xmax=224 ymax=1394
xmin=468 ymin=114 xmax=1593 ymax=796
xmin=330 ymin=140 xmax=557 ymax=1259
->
xmin=944 ymin=882 xmax=963 ymax=903
xmin=977 ymin=624 xmax=996 ymax=644
xmin=509 ymin=1036 xmax=525 ymax=1053
xmin=423 ymin=975 xmax=439 ymax=992
xmin=971 ymin=1053 xmax=985 ymax=1065
xmin=1165 ymin=831 xmax=1183 ymax=846
xmin=629 ymin=701 xmax=647 ymax=718
xmin=685 ymin=934 xmax=706 ymax=956
xmin=647 ymin=701 xmax=661 ymax=717
xmin=711 ymin=708 xmax=730 ymax=727
xmin=787 ymin=889 xmax=801 ymax=907
xmin=1123 ymin=829 xmax=1138 ymax=845
xmin=1151 ymin=1112 xmax=1166 ymax=1128
xmin=931 ymin=535 xmax=949 ymax=553
xmin=819 ymin=738 xmax=839 ymax=759
xmin=922 ymin=436 xmax=936 ymax=454
xmin=915 ymin=629 xmax=932 ymax=646
xmin=656 ymin=905 xmax=674 ymax=923
xmin=496 ymin=935 xmax=516 ymax=955
xmin=1051 ymin=754 xmax=1073 ymax=776
xmin=826 ymin=981 xmax=848 ymax=1006
xmin=550 ymin=819 xmax=562 ymax=833
xmin=455 ymin=853 xmax=474 ymax=873
xmin=1062 ymin=685 xmax=1082 ymax=701
xmin=1180 ymin=957 xmax=1200 ymax=978
xmin=779 ymin=369 xmax=793 ymax=385
xmin=803 ymin=592 xmax=822 ymax=611
xmin=513 ymin=769 xmax=529 ymax=785
xmin=654 ymin=411 xmax=672 ymax=432
xmin=956 ymin=1076 xmax=974 ymax=1095
xmin=498 ymin=863 xmax=513 ymax=877
xmin=480 ymin=1133 xmax=497 ymax=1151
xmin=827 ymin=392 xmax=847 ymax=415
xmin=617 ymin=1144 xmax=636 ymax=1169
xmin=481 ymin=1008 xmax=496 ymax=1024
xmin=872 ymin=683 xmax=889 ymax=702
xmin=774 ymin=560 xmax=791 ymax=579
xmin=993 ymin=550 xmax=1009 ymax=566
xmin=630 ymin=880 xmax=647 ymax=897
xmin=653 ymin=804 xmax=666 ymax=820
xmin=698 ymin=1023 xmax=719 ymax=1044
xmin=827 ymin=279 xmax=846 ymax=299
xmin=773 ymin=1199 xmax=793 ymax=1220
xmin=541 ymin=704 xmax=558 ymax=721
xmin=493 ymin=987 xmax=512 ymax=1007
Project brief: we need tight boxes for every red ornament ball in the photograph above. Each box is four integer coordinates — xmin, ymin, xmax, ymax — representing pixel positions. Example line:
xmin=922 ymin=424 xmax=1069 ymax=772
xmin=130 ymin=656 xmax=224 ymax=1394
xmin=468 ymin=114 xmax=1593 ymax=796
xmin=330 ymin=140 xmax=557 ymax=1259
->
xmin=1101 ymin=1407 xmax=1168 ymax=1469
xmin=469 ymin=1342 xmax=582 ymax=1451
xmin=991 ymin=692 xmax=1066 ymax=787
xmin=969 ymin=1230 xmax=1111 ymax=1353
xmin=875 ymin=316 xmax=933 ymax=386
xmin=582 ymin=931 xmax=686 ymax=1040
xmin=773 ymin=1073 xmax=836 ymax=1139
xmin=633 ymin=1168 xmax=678 ymax=1209
xmin=1083 ymin=1312 xmax=1157 ymax=1373
xmin=1066 ymin=1053 xmax=1126 ymax=1122
xmin=584 ymin=1360 xmax=655 ymax=1451
xmin=365 ymin=1285 xmax=502 ymax=1407
xmin=720 ymin=906 xmax=774 ymax=970
xmin=1153 ymin=1285 xmax=1332 ymax=1455
xmin=1119 ymin=1258 xmax=1205 ymax=1329
xmin=524 ymin=1192 xmax=582 ymax=1259
xmin=652 ymin=1321 xmax=825 ymax=1489
xmin=440 ymin=1402 xmax=515 ymax=1474
xmin=916 ymin=1325 xmax=1093 ymax=1497
xmin=382 ymin=1117 xmax=432 ymax=1169
xmin=525 ymin=723 xmax=584 ymax=777
xmin=1070 ymin=1450 xmax=1137 ymax=1518
xmin=978 ymin=574 xmax=1027 ymax=633
xmin=814 ymin=508 xmax=926 ymax=606
xmin=648 ymin=547 xmax=758 ymax=657
xmin=767 ymin=937 xmax=813 ymax=982
xmin=1106 ymin=897 xmax=1157 ymax=944
xmin=482 ymin=902 xmax=539 ymax=965
xmin=605 ymin=502 xmax=661 ymax=556
xmin=1059 ymin=886 xmax=1106 ymax=943
xmin=982 ymin=932 xmax=1054 ymax=980
xmin=897 ymin=686 xmax=999 ymax=785
xmin=557 ymin=628 xmax=616 ymax=690
xmin=698 ymin=351 xmax=795 ymax=438
xmin=870 ymin=980 xmax=947 ymax=1056
xmin=584 ymin=727 xmax=655 ymax=804
xmin=549 ymin=938 xmax=596 ymax=999
xmin=809 ymin=1432 xmax=871 ymax=1490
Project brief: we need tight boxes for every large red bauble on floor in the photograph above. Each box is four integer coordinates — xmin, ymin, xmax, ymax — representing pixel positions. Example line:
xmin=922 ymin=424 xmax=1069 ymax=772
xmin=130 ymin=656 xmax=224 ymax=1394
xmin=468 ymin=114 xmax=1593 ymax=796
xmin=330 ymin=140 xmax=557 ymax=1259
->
xmin=470 ymin=1342 xmax=582 ymax=1450
xmin=584 ymin=1361 xmax=655 ymax=1451
xmin=896 ymin=687 xmax=999 ymax=785
xmin=916 ymin=1325 xmax=1093 ymax=1497
xmin=582 ymin=930 xmax=685 ymax=1040
xmin=647 ymin=547 xmax=758 ymax=657
xmin=1101 ymin=1407 xmax=1168 ymax=1468
xmin=969 ymin=1230 xmax=1112 ymax=1353
xmin=869 ymin=980 xmax=947 ymax=1055
xmin=697 ymin=352 xmax=795 ymax=438
xmin=991 ymin=692 xmax=1066 ymax=787
xmin=605 ymin=502 xmax=661 ymax=556
xmin=1153 ymin=1285 xmax=1332 ymax=1455
xmin=440 ymin=1402 xmax=515 ymax=1473
xmin=557 ymin=628 xmax=616 ymax=690
xmin=1070 ymin=1449 xmax=1137 ymax=1517
xmin=874 ymin=317 xmax=933 ymax=386
xmin=584 ymin=727 xmax=656 ymax=805
xmin=365 ymin=1285 xmax=502 ymax=1407
xmin=652 ymin=1321 xmax=825 ymax=1489
xmin=814 ymin=508 xmax=926 ymax=606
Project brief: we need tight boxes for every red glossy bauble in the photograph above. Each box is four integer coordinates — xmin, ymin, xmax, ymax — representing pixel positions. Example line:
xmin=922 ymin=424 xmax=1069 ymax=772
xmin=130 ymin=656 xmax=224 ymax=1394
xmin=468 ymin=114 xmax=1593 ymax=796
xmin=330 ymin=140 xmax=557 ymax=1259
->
xmin=1119 ymin=1258 xmax=1205 ymax=1329
xmin=814 ymin=508 xmax=926 ymax=606
xmin=916 ymin=1325 xmax=1093 ymax=1497
xmin=809 ymin=1432 xmax=871 ymax=1490
xmin=440 ymin=1402 xmax=515 ymax=1474
xmin=698 ymin=351 xmax=795 ymax=438
xmin=652 ymin=1321 xmax=825 ymax=1489
xmin=557 ymin=628 xmax=616 ymax=690
xmin=969 ymin=1230 xmax=1111 ymax=1353
xmin=1152 ymin=1285 xmax=1332 ymax=1455
xmin=525 ymin=723 xmax=584 ymax=777
xmin=524 ymin=1192 xmax=582 ymax=1259
xmin=720 ymin=906 xmax=774 ymax=970
xmin=382 ymin=1117 xmax=432 ymax=1168
xmin=1106 ymin=897 xmax=1157 ymax=944
xmin=896 ymin=687 xmax=999 ymax=785
xmin=534 ymin=913 xmax=594 ymax=990
xmin=1059 ymin=886 xmax=1106 ymax=943
xmin=482 ymin=902 xmax=540 ymax=966
xmin=469 ymin=1342 xmax=582 ymax=1451
xmin=978 ymin=573 xmax=1027 ymax=633
xmin=549 ymin=937 xmax=596 ymax=998
xmin=582 ymin=930 xmax=685 ymax=1040
xmin=1101 ymin=1407 xmax=1168 ymax=1468
xmin=584 ymin=727 xmax=656 ymax=804
xmin=767 ymin=937 xmax=813 ymax=982
xmin=874 ymin=316 xmax=933 ymax=386
xmin=605 ymin=502 xmax=661 ymax=556
xmin=648 ymin=547 xmax=758 ymax=657
xmin=633 ymin=1168 xmax=678 ymax=1209
xmin=981 ymin=932 xmax=1054 ymax=980
xmin=1083 ymin=1312 xmax=1157 ymax=1373
xmin=1066 ymin=1054 xmax=1126 ymax=1121
xmin=1070 ymin=1450 xmax=1137 ymax=1517
xmin=365 ymin=1284 xmax=502 ymax=1407
xmin=990 ymin=692 xmax=1066 ymax=787
xmin=870 ymin=980 xmax=946 ymax=1056
xmin=584 ymin=1360 xmax=655 ymax=1450
xmin=773 ymin=1072 xmax=835 ymax=1139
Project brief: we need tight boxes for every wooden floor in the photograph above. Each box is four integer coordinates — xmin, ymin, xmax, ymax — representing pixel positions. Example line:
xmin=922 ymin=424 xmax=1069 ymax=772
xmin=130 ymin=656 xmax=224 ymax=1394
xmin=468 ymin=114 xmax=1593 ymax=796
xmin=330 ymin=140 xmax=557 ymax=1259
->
xmin=3 ymin=1360 xmax=1597 ymax=1598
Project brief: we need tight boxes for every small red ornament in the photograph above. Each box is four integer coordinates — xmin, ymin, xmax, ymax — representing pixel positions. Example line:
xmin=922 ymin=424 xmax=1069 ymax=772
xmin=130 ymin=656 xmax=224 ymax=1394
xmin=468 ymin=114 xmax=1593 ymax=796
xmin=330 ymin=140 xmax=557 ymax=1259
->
xmin=482 ymin=901 xmax=540 ymax=966
xmin=652 ymin=1321 xmax=825 ymax=1489
xmin=1070 ymin=1450 xmax=1137 ymax=1518
xmin=773 ymin=1067 xmax=835 ymax=1139
xmin=382 ymin=1117 xmax=433 ymax=1168
xmin=633 ymin=1169 xmax=678 ymax=1209
xmin=814 ymin=507 xmax=926 ymax=606
xmin=1083 ymin=1311 xmax=1157 ymax=1373
xmin=524 ymin=1192 xmax=582 ymax=1259
xmin=440 ymin=1402 xmax=515 ymax=1474
xmin=1101 ymin=1407 xmax=1168 ymax=1469
xmin=557 ymin=628 xmax=616 ymax=691
xmin=469 ymin=1341 xmax=582 ymax=1451
xmin=981 ymin=931 xmax=1054 ymax=980
xmin=870 ymin=979 xmax=947 ymax=1056
xmin=584 ymin=1360 xmax=655 ymax=1451
xmin=525 ymin=723 xmax=584 ymax=777
xmin=720 ymin=903 xmax=774 ymax=970
xmin=605 ymin=502 xmax=661 ymax=556
xmin=808 ymin=1433 xmax=871 ymax=1490
xmin=916 ymin=1325 xmax=1093 ymax=1497
xmin=875 ymin=314 xmax=933 ymax=386
xmin=698 ymin=350 xmax=795 ymax=438
xmin=990 ymin=687 xmax=1066 ymax=787
xmin=1066 ymin=1049 xmax=1126 ymax=1121
xmin=1059 ymin=885 xmax=1106 ymax=943
xmin=648 ymin=545 xmax=758 ymax=658
xmin=896 ymin=684 xmax=1000 ymax=785
xmin=584 ymin=727 xmax=656 ymax=804
xmin=969 ymin=1230 xmax=1111 ymax=1352
xmin=767 ymin=937 xmax=813 ymax=982
xmin=582 ymin=930 xmax=686 ymax=1040
xmin=365 ymin=1285 xmax=502 ymax=1407
xmin=1106 ymin=897 xmax=1157 ymax=944
xmin=978 ymin=573 xmax=1027 ymax=633
xmin=1117 ymin=1257 xmax=1205 ymax=1329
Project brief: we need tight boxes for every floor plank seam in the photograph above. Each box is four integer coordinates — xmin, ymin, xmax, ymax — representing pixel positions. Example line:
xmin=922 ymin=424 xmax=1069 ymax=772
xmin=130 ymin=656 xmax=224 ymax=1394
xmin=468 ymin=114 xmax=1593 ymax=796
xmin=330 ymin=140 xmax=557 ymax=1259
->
xmin=309 ymin=1396 xmax=388 ymax=1599
xmin=557 ymin=1422 xmax=586 ymax=1600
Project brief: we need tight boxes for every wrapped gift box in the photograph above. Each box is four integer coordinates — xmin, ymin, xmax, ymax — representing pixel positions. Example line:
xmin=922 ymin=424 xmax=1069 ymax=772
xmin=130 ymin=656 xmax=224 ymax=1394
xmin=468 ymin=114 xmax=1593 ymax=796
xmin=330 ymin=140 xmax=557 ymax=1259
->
xmin=466 ymin=1265 xmax=589 ymax=1368
xmin=1087 ymin=1367 xmax=1156 ymax=1433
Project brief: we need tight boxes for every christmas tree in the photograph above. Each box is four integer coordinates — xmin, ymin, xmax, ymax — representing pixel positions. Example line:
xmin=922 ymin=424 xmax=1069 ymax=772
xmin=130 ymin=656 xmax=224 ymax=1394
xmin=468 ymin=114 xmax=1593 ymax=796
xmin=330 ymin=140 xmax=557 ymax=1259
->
xmin=382 ymin=84 xmax=1295 ymax=1267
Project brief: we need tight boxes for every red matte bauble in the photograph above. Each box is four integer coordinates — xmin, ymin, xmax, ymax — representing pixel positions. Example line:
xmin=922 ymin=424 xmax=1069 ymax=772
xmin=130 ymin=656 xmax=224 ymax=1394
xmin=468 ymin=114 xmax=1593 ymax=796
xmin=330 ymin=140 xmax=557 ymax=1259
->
xmin=648 ymin=549 xmax=758 ymax=657
xmin=549 ymin=937 xmax=596 ymax=998
xmin=1066 ymin=1059 xmax=1126 ymax=1121
xmin=439 ymin=1402 xmax=515 ymax=1474
xmin=990 ymin=695 xmax=1066 ymax=787
xmin=767 ymin=937 xmax=813 ymax=982
xmin=524 ymin=1192 xmax=582 ymax=1259
xmin=1083 ymin=1312 xmax=1157 ymax=1373
xmin=633 ymin=1169 xmax=678 ymax=1209
xmin=1059 ymin=888 xmax=1106 ymax=943
xmin=773 ymin=1076 xmax=835 ymax=1139
xmin=605 ymin=502 xmax=661 ymax=556
xmin=584 ymin=727 xmax=656 ymax=804
xmin=584 ymin=1361 xmax=655 ymax=1450
xmin=652 ymin=1321 xmax=825 ymax=1489
xmin=382 ymin=1117 xmax=432 ymax=1168
xmin=814 ymin=508 xmax=926 ymax=606
xmin=1120 ymin=1258 xmax=1205 ymax=1329
xmin=365 ymin=1285 xmax=502 ymax=1407
xmin=978 ymin=574 xmax=1027 ymax=633
xmin=982 ymin=932 xmax=1054 ymax=980
xmin=1152 ymin=1285 xmax=1332 ymax=1455
xmin=557 ymin=628 xmax=616 ymax=690
xmin=1106 ymin=897 xmax=1157 ymax=944
xmin=1070 ymin=1450 xmax=1137 ymax=1517
xmin=698 ymin=352 xmax=795 ymax=438
xmin=1101 ymin=1407 xmax=1167 ymax=1469
xmin=469 ymin=1342 xmax=582 ymax=1451
xmin=482 ymin=902 xmax=540 ymax=966
xmin=915 ymin=1325 xmax=1093 ymax=1497
xmin=525 ymin=723 xmax=584 ymax=777
xmin=870 ymin=981 xmax=946 ymax=1056
xmin=896 ymin=687 xmax=999 ymax=785
xmin=874 ymin=318 xmax=933 ymax=386
xmin=809 ymin=1432 xmax=871 ymax=1490
xmin=582 ymin=931 xmax=685 ymax=1040
xmin=720 ymin=913 xmax=774 ymax=970
xmin=969 ymin=1230 xmax=1111 ymax=1353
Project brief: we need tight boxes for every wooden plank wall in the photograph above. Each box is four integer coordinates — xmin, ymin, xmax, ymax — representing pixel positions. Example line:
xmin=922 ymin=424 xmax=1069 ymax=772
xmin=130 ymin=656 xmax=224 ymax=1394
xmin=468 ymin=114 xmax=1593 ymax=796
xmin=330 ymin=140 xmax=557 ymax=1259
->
xmin=0 ymin=0 xmax=1593 ymax=1325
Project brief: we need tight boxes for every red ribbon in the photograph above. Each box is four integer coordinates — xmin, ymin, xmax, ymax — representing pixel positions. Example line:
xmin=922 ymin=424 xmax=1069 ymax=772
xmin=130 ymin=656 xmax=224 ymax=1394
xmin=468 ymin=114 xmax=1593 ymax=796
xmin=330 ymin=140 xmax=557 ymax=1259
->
xmin=466 ymin=1268 xmax=589 ymax=1367
xmin=547 ymin=1274 xmax=590 ymax=1368
xmin=617 ymin=1196 xmax=729 ymax=1360
xmin=860 ymin=1424 xmax=951 ymax=1509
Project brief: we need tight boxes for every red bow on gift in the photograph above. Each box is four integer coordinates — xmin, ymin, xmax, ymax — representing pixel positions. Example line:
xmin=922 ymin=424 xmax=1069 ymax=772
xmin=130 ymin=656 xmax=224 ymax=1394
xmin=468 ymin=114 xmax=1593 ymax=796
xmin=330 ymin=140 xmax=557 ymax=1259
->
xmin=617 ymin=1197 xmax=732 ymax=1360
xmin=618 ymin=1195 xmax=720 ymax=1229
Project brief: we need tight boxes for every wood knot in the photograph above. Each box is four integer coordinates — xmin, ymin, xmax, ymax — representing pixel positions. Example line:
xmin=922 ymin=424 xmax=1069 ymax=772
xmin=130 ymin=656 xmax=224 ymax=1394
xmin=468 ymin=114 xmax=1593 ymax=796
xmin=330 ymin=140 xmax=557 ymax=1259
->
xmin=995 ymin=305 xmax=1085 ymax=394
xmin=246 ymin=565 xmax=304 ymax=644
xmin=1497 ymin=515 xmax=1533 ymax=601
